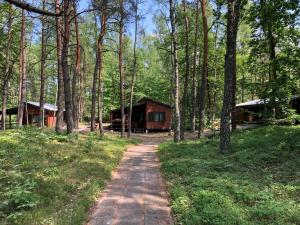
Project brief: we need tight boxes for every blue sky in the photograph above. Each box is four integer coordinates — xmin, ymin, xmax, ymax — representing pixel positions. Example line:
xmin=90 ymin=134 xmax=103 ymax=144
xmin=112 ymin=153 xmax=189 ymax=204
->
xmin=78 ymin=0 xmax=158 ymax=35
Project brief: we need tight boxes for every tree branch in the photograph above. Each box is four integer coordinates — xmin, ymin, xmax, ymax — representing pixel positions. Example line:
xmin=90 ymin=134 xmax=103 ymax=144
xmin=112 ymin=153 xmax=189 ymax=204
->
xmin=4 ymin=0 xmax=61 ymax=16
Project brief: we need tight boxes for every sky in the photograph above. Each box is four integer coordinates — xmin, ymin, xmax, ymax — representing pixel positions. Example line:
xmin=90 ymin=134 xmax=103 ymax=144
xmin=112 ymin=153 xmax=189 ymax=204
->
xmin=78 ymin=0 xmax=159 ymax=35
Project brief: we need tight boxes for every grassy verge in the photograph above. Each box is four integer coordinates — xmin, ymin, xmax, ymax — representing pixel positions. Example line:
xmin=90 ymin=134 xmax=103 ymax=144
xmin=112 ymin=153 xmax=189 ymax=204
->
xmin=158 ymin=126 xmax=300 ymax=225
xmin=0 ymin=127 xmax=135 ymax=225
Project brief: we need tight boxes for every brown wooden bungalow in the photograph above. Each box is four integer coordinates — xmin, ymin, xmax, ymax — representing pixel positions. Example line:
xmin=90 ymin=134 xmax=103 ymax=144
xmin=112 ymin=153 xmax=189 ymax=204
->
xmin=0 ymin=101 xmax=58 ymax=128
xmin=110 ymin=98 xmax=172 ymax=132
xmin=235 ymin=96 xmax=300 ymax=124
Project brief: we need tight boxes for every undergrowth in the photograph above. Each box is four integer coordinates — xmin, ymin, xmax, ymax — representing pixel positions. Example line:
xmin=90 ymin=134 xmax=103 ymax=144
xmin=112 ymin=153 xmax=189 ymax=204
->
xmin=158 ymin=125 xmax=300 ymax=225
xmin=0 ymin=127 xmax=134 ymax=225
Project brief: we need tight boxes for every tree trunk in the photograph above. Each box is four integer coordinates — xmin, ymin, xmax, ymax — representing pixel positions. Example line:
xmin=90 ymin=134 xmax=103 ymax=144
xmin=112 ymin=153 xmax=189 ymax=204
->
xmin=91 ymin=46 xmax=99 ymax=132
xmin=17 ymin=8 xmax=26 ymax=127
xmin=55 ymin=0 xmax=64 ymax=133
xmin=39 ymin=0 xmax=46 ymax=128
xmin=198 ymin=0 xmax=208 ymax=137
xmin=1 ymin=4 xmax=13 ymax=131
xmin=180 ymin=0 xmax=190 ymax=140
xmin=191 ymin=0 xmax=200 ymax=133
xmin=119 ymin=0 xmax=126 ymax=138
xmin=62 ymin=0 xmax=74 ymax=134
xmin=261 ymin=0 xmax=277 ymax=118
xmin=220 ymin=0 xmax=242 ymax=153
xmin=98 ymin=5 xmax=108 ymax=137
xmin=212 ymin=20 xmax=220 ymax=130
xmin=169 ymin=0 xmax=181 ymax=142
xmin=72 ymin=2 xmax=81 ymax=129
xmin=231 ymin=50 xmax=237 ymax=130
xmin=128 ymin=3 xmax=138 ymax=138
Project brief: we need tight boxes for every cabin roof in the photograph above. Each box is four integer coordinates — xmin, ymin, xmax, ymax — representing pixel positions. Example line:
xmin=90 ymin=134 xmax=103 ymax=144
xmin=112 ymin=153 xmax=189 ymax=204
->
xmin=26 ymin=101 xmax=58 ymax=111
xmin=110 ymin=98 xmax=171 ymax=113
xmin=138 ymin=98 xmax=171 ymax=108
xmin=0 ymin=101 xmax=58 ymax=115
xmin=236 ymin=99 xmax=266 ymax=107
xmin=236 ymin=96 xmax=300 ymax=107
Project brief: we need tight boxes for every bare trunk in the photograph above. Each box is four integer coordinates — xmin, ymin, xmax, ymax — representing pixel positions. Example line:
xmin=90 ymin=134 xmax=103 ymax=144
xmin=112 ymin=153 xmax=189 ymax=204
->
xmin=180 ymin=0 xmax=190 ymax=140
xmin=98 ymin=6 xmax=107 ymax=137
xmin=198 ymin=0 xmax=208 ymax=137
xmin=91 ymin=47 xmax=99 ymax=132
xmin=261 ymin=0 xmax=277 ymax=118
xmin=220 ymin=0 xmax=242 ymax=153
xmin=128 ymin=3 xmax=138 ymax=138
xmin=62 ymin=0 xmax=74 ymax=134
xmin=55 ymin=0 xmax=64 ymax=133
xmin=211 ymin=23 xmax=220 ymax=130
xmin=191 ymin=0 xmax=200 ymax=132
xmin=1 ymin=4 xmax=13 ymax=131
xmin=169 ymin=0 xmax=180 ymax=142
xmin=231 ymin=50 xmax=237 ymax=130
xmin=39 ymin=0 xmax=46 ymax=128
xmin=72 ymin=3 xmax=81 ymax=129
xmin=17 ymin=8 xmax=26 ymax=127
xmin=119 ymin=0 xmax=126 ymax=138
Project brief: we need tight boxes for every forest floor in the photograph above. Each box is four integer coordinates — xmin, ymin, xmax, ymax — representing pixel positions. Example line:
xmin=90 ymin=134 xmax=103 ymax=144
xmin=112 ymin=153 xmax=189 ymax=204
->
xmin=0 ymin=127 xmax=135 ymax=225
xmin=158 ymin=125 xmax=300 ymax=225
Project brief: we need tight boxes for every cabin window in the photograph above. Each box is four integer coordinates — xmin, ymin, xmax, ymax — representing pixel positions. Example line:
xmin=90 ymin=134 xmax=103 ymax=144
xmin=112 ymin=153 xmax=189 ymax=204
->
xmin=148 ymin=112 xmax=165 ymax=122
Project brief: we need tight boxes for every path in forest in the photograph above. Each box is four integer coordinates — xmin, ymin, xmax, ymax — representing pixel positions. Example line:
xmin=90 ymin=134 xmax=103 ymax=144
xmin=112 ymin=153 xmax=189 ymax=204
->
xmin=86 ymin=143 xmax=173 ymax=225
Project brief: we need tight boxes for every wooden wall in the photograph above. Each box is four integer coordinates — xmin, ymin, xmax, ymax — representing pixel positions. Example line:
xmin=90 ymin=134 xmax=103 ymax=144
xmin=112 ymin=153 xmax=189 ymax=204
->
xmin=145 ymin=101 xmax=171 ymax=130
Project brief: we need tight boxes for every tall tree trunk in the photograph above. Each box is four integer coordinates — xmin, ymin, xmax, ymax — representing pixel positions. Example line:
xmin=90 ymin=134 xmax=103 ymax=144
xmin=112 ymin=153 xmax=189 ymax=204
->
xmin=128 ymin=2 xmax=138 ymax=138
xmin=62 ymin=0 xmax=74 ymax=134
xmin=191 ymin=0 xmax=200 ymax=132
xmin=17 ymin=8 xmax=26 ymax=127
xmin=72 ymin=2 xmax=80 ymax=129
xmin=261 ymin=0 xmax=276 ymax=118
xmin=231 ymin=50 xmax=237 ymax=130
xmin=169 ymin=0 xmax=181 ymax=142
xmin=220 ymin=0 xmax=242 ymax=153
xmin=180 ymin=0 xmax=190 ymax=140
xmin=119 ymin=0 xmax=126 ymax=138
xmin=55 ymin=0 xmax=64 ymax=133
xmin=1 ymin=4 xmax=13 ymax=131
xmin=91 ymin=47 xmax=99 ymax=132
xmin=198 ymin=0 xmax=208 ymax=137
xmin=98 ymin=5 xmax=108 ymax=137
xmin=39 ymin=0 xmax=46 ymax=128
xmin=212 ymin=22 xmax=220 ymax=129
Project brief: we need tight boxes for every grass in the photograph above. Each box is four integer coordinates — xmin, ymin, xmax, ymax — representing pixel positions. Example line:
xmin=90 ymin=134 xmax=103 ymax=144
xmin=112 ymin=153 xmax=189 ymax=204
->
xmin=0 ymin=127 xmax=135 ymax=225
xmin=158 ymin=125 xmax=300 ymax=225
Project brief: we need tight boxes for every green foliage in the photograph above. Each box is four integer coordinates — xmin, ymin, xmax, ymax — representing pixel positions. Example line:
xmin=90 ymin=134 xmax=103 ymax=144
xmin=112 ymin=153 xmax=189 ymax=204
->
xmin=158 ymin=126 xmax=300 ymax=225
xmin=0 ymin=128 xmax=134 ymax=225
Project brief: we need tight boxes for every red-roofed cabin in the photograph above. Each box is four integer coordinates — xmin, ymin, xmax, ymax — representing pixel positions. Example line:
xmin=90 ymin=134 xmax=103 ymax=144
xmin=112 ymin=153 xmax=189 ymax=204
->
xmin=110 ymin=98 xmax=172 ymax=132
xmin=0 ymin=101 xmax=58 ymax=128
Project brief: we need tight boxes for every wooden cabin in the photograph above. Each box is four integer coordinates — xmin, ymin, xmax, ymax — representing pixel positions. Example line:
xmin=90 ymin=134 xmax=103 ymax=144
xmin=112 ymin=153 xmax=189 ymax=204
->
xmin=110 ymin=98 xmax=172 ymax=132
xmin=0 ymin=101 xmax=58 ymax=128
xmin=235 ymin=96 xmax=300 ymax=124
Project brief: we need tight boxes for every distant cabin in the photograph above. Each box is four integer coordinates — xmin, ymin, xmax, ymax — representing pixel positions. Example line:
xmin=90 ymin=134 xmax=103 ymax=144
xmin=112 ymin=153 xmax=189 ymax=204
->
xmin=110 ymin=98 xmax=171 ymax=132
xmin=0 ymin=101 xmax=58 ymax=128
xmin=235 ymin=96 xmax=300 ymax=124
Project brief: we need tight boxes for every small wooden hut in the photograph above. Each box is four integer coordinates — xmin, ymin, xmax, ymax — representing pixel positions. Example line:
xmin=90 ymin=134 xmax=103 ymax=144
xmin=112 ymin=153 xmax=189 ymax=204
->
xmin=235 ymin=96 xmax=300 ymax=124
xmin=110 ymin=98 xmax=172 ymax=132
xmin=0 ymin=101 xmax=58 ymax=128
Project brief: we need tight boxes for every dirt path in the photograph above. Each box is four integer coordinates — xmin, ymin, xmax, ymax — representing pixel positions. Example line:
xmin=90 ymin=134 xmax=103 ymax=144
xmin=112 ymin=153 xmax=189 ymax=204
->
xmin=86 ymin=143 xmax=173 ymax=225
